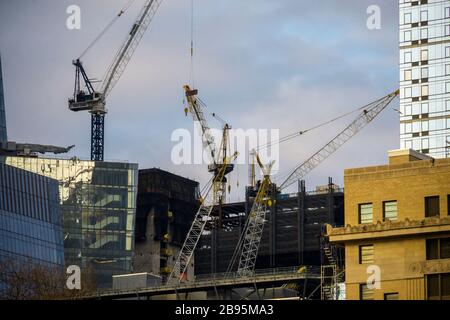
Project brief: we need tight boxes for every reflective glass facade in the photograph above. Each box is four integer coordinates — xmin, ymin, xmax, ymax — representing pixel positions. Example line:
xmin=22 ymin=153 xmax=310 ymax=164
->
xmin=0 ymin=55 xmax=7 ymax=144
xmin=0 ymin=163 xmax=64 ymax=267
xmin=399 ymin=0 xmax=450 ymax=158
xmin=5 ymin=157 xmax=138 ymax=288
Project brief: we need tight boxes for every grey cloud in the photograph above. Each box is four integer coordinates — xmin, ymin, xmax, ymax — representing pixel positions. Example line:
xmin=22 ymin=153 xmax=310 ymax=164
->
xmin=0 ymin=0 xmax=399 ymax=199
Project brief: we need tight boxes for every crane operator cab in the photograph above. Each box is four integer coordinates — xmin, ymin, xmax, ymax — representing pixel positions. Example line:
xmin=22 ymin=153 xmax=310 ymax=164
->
xmin=68 ymin=59 xmax=106 ymax=114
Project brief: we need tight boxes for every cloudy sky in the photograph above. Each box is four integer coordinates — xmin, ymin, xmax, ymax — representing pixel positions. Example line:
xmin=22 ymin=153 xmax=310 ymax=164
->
xmin=0 ymin=0 xmax=399 ymax=200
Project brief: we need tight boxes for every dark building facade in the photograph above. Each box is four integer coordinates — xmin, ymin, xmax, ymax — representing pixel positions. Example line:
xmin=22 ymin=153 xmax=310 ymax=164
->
xmin=134 ymin=168 xmax=199 ymax=279
xmin=195 ymin=179 xmax=345 ymax=275
xmin=0 ymin=163 xmax=64 ymax=268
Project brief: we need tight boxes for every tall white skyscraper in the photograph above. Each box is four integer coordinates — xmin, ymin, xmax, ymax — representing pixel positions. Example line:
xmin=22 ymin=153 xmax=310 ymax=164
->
xmin=399 ymin=0 xmax=450 ymax=158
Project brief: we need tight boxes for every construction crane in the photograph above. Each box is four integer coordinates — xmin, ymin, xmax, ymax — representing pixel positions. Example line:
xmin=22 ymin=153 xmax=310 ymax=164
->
xmin=183 ymin=85 xmax=234 ymax=204
xmin=166 ymin=86 xmax=237 ymax=284
xmin=278 ymin=89 xmax=399 ymax=190
xmin=227 ymin=151 xmax=275 ymax=277
xmin=167 ymin=151 xmax=238 ymax=284
xmin=228 ymin=89 xmax=399 ymax=277
xmin=68 ymin=0 xmax=164 ymax=161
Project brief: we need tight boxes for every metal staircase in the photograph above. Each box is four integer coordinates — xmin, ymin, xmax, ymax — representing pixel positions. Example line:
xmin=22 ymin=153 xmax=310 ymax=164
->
xmin=320 ymin=226 xmax=344 ymax=300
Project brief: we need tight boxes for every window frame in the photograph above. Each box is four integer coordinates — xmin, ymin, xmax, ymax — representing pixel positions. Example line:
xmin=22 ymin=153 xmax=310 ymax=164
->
xmin=359 ymin=244 xmax=375 ymax=264
xmin=425 ymin=196 xmax=440 ymax=217
xmin=427 ymin=273 xmax=450 ymax=300
xmin=421 ymin=49 xmax=429 ymax=61
xmin=404 ymin=69 xmax=412 ymax=81
xmin=421 ymin=28 xmax=428 ymax=40
xmin=359 ymin=203 xmax=373 ymax=224
xmin=360 ymin=283 xmax=375 ymax=301
xmin=421 ymin=10 xmax=428 ymax=22
xmin=383 ymin=200 xmax=398 ymax=222
xmin=384 ymin=292 xmax=399 ymax=300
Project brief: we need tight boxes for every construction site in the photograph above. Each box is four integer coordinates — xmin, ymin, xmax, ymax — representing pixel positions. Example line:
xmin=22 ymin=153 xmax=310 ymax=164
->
xmin=7 ymin=0 xmax=447 ymax=302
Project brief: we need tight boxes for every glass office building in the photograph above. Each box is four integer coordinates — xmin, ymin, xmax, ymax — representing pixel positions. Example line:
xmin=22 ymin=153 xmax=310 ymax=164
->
xmin=0 ymin=163 xmax=64 ymax=268
xmin=5 ymin=157 xmax=138 ymax=288
xmin=399 ymin=0 xmax=450 ymax=158
xmin=0 ymin=54 xmax=7 ymax=144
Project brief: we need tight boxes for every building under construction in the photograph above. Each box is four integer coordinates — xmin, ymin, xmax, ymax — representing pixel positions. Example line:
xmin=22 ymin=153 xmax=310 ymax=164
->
xmin=134 ymin=168 xmax=200 ymax=279
xmin=194 ymin=178 xmax=344 ymax=275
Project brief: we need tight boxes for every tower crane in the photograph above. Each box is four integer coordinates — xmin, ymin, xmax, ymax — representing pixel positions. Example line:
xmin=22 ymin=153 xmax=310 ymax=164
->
xmin=227 ymin=151 xmax=275 ymax=277
xmin=228 ymin=89 xmax=399 ymax=277
xmin=166 ymin=86 xmax=237 ymax=284
xmin=183 ymin=85 xmax=234 ymax=204
xmin=68 ymin=0 xmax=164 ymax=161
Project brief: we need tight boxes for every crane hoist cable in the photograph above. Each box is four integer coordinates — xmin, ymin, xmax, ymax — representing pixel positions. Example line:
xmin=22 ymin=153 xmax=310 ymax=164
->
xmin=189 ymin=0 xmax=195 ymax=87
xmin=255 ymin=99 xmax=376 ymax=152
xmin=78 ymin=0 xmax=137 ymax=60
xmin=274 ymin=90 xmax=399 ymax=189
xmin=195 ymin=96 xmax=230 ymax=128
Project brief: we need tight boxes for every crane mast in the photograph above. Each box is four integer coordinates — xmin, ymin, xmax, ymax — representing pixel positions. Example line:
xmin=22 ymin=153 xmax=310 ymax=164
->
xmin=228 ymin=152 xmax=275 ymax=277
xmin=167 ymin=151 xmax=238 ymax=285
xmin=68 ymin=0 xmax=164 ymax=161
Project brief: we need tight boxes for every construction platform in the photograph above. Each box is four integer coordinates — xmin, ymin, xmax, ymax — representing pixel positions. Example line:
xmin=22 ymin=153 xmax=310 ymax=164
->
xmin=81 ymin=266 xmax=322 ymax=300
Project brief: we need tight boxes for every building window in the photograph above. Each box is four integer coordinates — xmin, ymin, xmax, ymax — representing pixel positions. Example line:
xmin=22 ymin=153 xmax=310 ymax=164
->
xmin=404 ymin=87 xmax=412 ymax=98
xmin=404 ymin=69 xmax=412 ymax=80
xmin=421 ymin=10 xmax=428 ymax=22
xmin=421 ymin=49 xmax=428 ymax=61
xmin=360 ymin=284 xmax=374 ymax=300
xmin=427 ymin=238 xmax=450 ymax=260
xmin=427 ymin=239 xmax=439 ymax=260
xmin=421 ymin=85 xmax=429 ymax=97
xmin=448 ymin=195 xmax=450 ymax=216
xmin=427 ymin=274 xmax=450 ymax=300
xmin=422 ymin=137 xmax=429 ymax=150
xmin=404 ymin=12 xmax=412 ymax=24
xmin=384 ymin=293 xmax=399 ymax=300
xmin=405 ymin=104 xmax=412 ymax=116
xmin=421 ymin=67 xmax=428 ymax=79
xmin=447 ymin=82 xmax=450 ymax=93
xmin=383 ymin=201 xmax=398 ymax=221
xmin=359 ymin=203 xmax=373 ymax=224
xmin=442 ymin=238 xmax=450 ymax=259
xmin=404 ymin=51 xmax=412 ymax=63
xmin=446 ymin=65 xmax=450 ymax=76
xmin=425 ymin=196 xmax=440 ymax=217
xmin=421 ymin=28 xmax=428 ymax=39
xmin=446 ymin=7 xmax=450 ymax=18
xmin=404 ymin=30 xmax=412 ymax=42
xmin=359 ymin=245 xmax=374 ymax=264
xmin=446 ymin=25 xmax=450 ymax=37
xmin=405 ymin=140 xmax=413 ymax=149
xmin=404 ymin=122 xmax=412 ymax=133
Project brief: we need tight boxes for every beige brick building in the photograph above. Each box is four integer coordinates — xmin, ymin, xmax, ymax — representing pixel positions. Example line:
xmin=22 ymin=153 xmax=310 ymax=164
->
xmin=328 ymin=149 xmax=450 ymax=300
